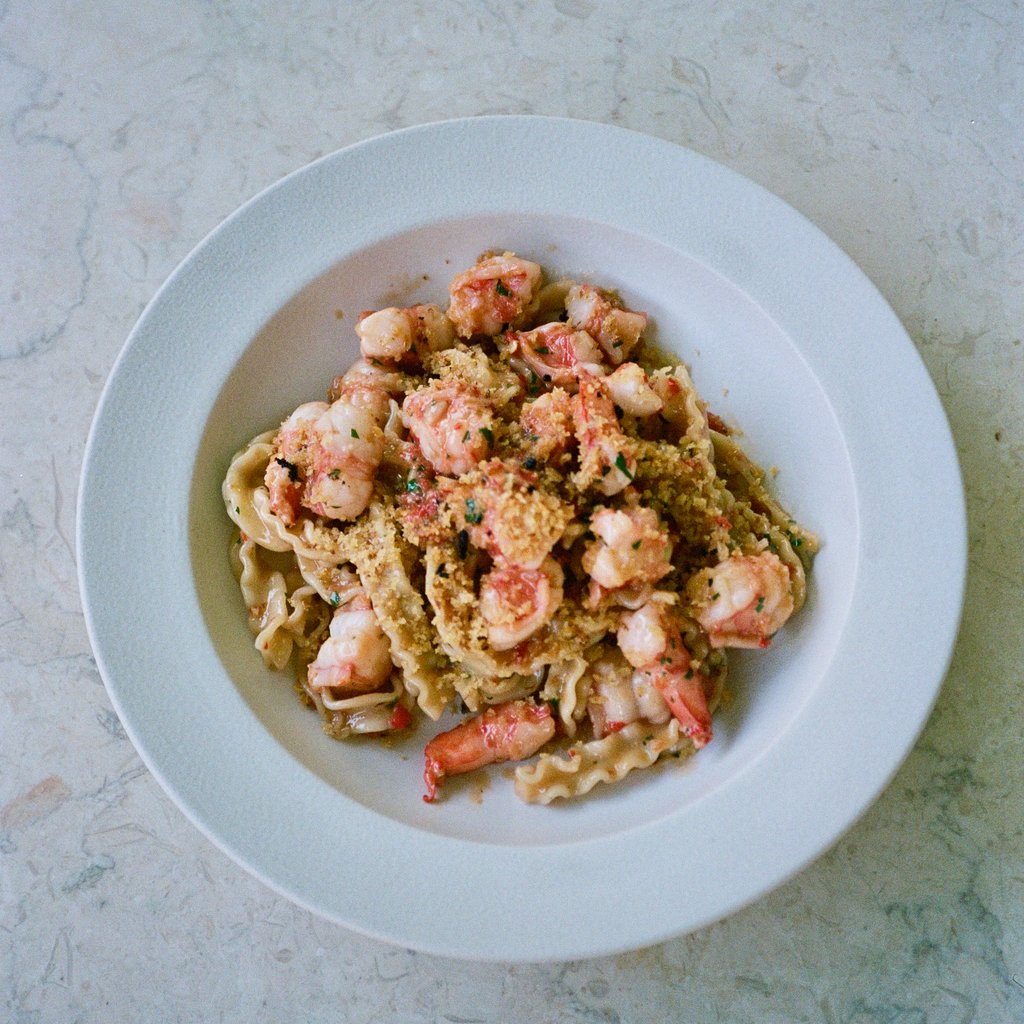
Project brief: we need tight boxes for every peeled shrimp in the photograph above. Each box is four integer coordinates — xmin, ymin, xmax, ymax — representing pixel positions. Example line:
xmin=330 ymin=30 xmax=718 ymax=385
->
xmin=264 ymin=401 xmax=325 ymax=526
xmin=519 ymin=388 xmax=574 ymax=463
xmin=356 ymin=303 xmax=455 ymax=364
xmin=582 ymin=506 xmax=673 ymax=590
xmin=565 ymin=283 xmax=647 ymax=364
xmin=617 ymin=598 xmax=712 ymax=748
xmin=457 ymin=460 xmax=574 ymax=570
xmin=685 ymin=551 xmax=794 ymax=649
xmin=307 ymin=595 xmax=393 ymax=695
xmin=329 ymin=358 xmax=405 ymax=425
xmin=447 ymin=253 xmax=542 ymax=338
xmin=423 ymin=699 xmax=555 ymax=801
xmin=401 ymin=379 xmax=495 ymax=477
xmin=573 ymin=375 xmax=637 ymax=496
xmin=505 ymin=321 xmax=606 ymax=391
xmin=479 ymin=557 xmax=565 ymax=651
xmin=304 ymin=401 xmax=385 ymax=520
xmin=586 ymin=650 xmax=671 ymax=739
xmin=605 ymin=363 xmax=663 ymax=417
xmin=265 ymin=399 xmax=384 ymax=524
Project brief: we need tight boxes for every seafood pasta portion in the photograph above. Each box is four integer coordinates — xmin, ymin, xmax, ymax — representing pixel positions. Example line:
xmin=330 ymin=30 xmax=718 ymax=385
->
xmin=223 ymin=252 xmax=818 ymax=804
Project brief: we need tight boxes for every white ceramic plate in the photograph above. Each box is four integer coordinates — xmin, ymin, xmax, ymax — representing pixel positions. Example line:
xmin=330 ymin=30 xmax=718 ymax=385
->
xmin=78 ymin=117 xmax=965 ymax=961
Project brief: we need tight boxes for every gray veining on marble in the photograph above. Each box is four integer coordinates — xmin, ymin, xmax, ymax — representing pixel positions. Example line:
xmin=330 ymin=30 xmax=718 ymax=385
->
xmin=2 ymin=0 xmax=1023 ymax=1020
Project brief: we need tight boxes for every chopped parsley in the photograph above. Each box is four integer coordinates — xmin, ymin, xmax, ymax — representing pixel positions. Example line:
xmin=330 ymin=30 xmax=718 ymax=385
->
xmin=535 ymin=345 xmax=550 ymax=355
xmin=755 ymin=596 xmax=765 ymax=613
xmin=614 ymin=452 xmax=634 ymax=480
xmin=328 ymin=468 xmax=341 ymax=479
xmin=329 ymin=592 xmax=340 ymax=607
xmin=350 ymin=428 xmax=359 ymax=439
xmin=495 ymin=279 xmax=511 ymax=297
xmin=406 ymin=478 xmax=422 ymax=493
xmin=631 ymin=539 xmax=642 ymax=550
xmin=464 ymin=498 xmax=484 ymax=525
xmin=479 ymin=426 xmax=494 ymax=446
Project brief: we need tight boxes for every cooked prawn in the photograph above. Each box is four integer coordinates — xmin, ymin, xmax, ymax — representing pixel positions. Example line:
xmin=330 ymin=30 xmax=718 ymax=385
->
xmin=328 ymin=358 xmax=401 ymax=425
xmin=505 ymin=321 xmax=606 ymax=391
xmin=479 ymin=557 xmax=565 ymax=651
xmin=573 ymin=374 xmax=637 ymax=496
xmin=582 ymin=506 xmax=673 ymax=592
xmin=355 ymin=303 xmax=455 ymax=364
xmin=456 ymin=460 xmax=574 ymax=569
xmin=265 ymin=399 xmax=384 ymax=524
xmin=586 ymin=650 xmax=671 ymax=739
xmin=264 ymin=401 xmax=326 ymax=526
xmin=303 ymin=400 xmax=385 ymax=520
xmin=617 ymin=597 xmax=713 ymax=747
xmin=447 ymin=253 xmax=542 ymax=338
xmin=685 ymin=551 xmax=794 ymax=649
xmin=518 ymin=388 xmax=574 ymax=464
xmin=401 ymin=379 xmax=495 ymax=478
xmin=605 ymin=362 xmax=663 ymax=417
xmin=565 ymin=283 xmax=647 ymax=364
xmin=306 ymin=595 xmax=393 ymax=695
xmin=423 ymin=699 xmax=555 ymax=801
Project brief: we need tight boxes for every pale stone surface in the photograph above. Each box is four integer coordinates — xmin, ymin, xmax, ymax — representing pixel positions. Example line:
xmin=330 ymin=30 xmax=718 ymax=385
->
xmin=2 ymin=1 xmax=1022 ymax=1020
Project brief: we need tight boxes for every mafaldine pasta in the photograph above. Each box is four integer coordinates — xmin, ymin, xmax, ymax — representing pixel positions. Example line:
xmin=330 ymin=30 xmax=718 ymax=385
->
xmin=222 ymin=252 xmax=817 ymax=803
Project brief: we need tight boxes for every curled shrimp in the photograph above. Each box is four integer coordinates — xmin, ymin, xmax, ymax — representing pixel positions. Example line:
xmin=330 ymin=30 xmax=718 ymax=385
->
xmin=617 ymin=597 xmax=713 ymax=748
xmin=648 ymin=366 xmax=707 ymax=441
xmin=605 ymin=363 xmax=663 ymax=417
xmin=328 ymin=358 xmax=403 ymax=425
xmin=265 ymin=401 xmax=325 ymax=526
xmin=519 ymin=388 xmax=575 ymax=464
xmin=447 ymin=253 xmax=542 ymax=338
xmin=265 ymin=399 xmax=384 ymax=524
xmin=505 ymin=322 xmax=606 ymax=391
xmin=355 ymin=303 xmax=455 ymax=364
xmin=685 ymin=551 xmax=794 ymax=649
xmin=306 ymin=595 xmax=393 ymax=695
xmin=573 ymin=375 xmax=637 ymax=496
xmin=304 ymin=400 xmax=385 ymax=520
xmin=565 ymin=283 xmax=647 ymax=364
xmin=479 ymin=556 xmax=565 ymax=651
xmin=423 ymin=699 xmax=555 ymax=801
xmin=582 ymin=506 xmax=673 ymax=592
xmin=401 ymin=379 xmax=495 ymax=477
xmin=586 ymin=650 xmax=671 ymax=739
xmin=456 ymin=460 xmax=574 ymax=570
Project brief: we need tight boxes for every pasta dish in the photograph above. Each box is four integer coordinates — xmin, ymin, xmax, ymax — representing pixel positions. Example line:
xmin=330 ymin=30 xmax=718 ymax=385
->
xmin=222 ymin=252 xmax=817 ymax=803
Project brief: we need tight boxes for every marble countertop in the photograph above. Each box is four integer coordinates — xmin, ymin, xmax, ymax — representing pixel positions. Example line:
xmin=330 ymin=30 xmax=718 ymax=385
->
xmin=3 ymin=1 xmax=1022 ymax=1020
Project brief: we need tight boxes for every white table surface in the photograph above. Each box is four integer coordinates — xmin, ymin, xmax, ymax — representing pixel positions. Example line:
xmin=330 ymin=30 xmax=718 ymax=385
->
xmin=3 ymin=2 xmax=1022 ymax=1020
